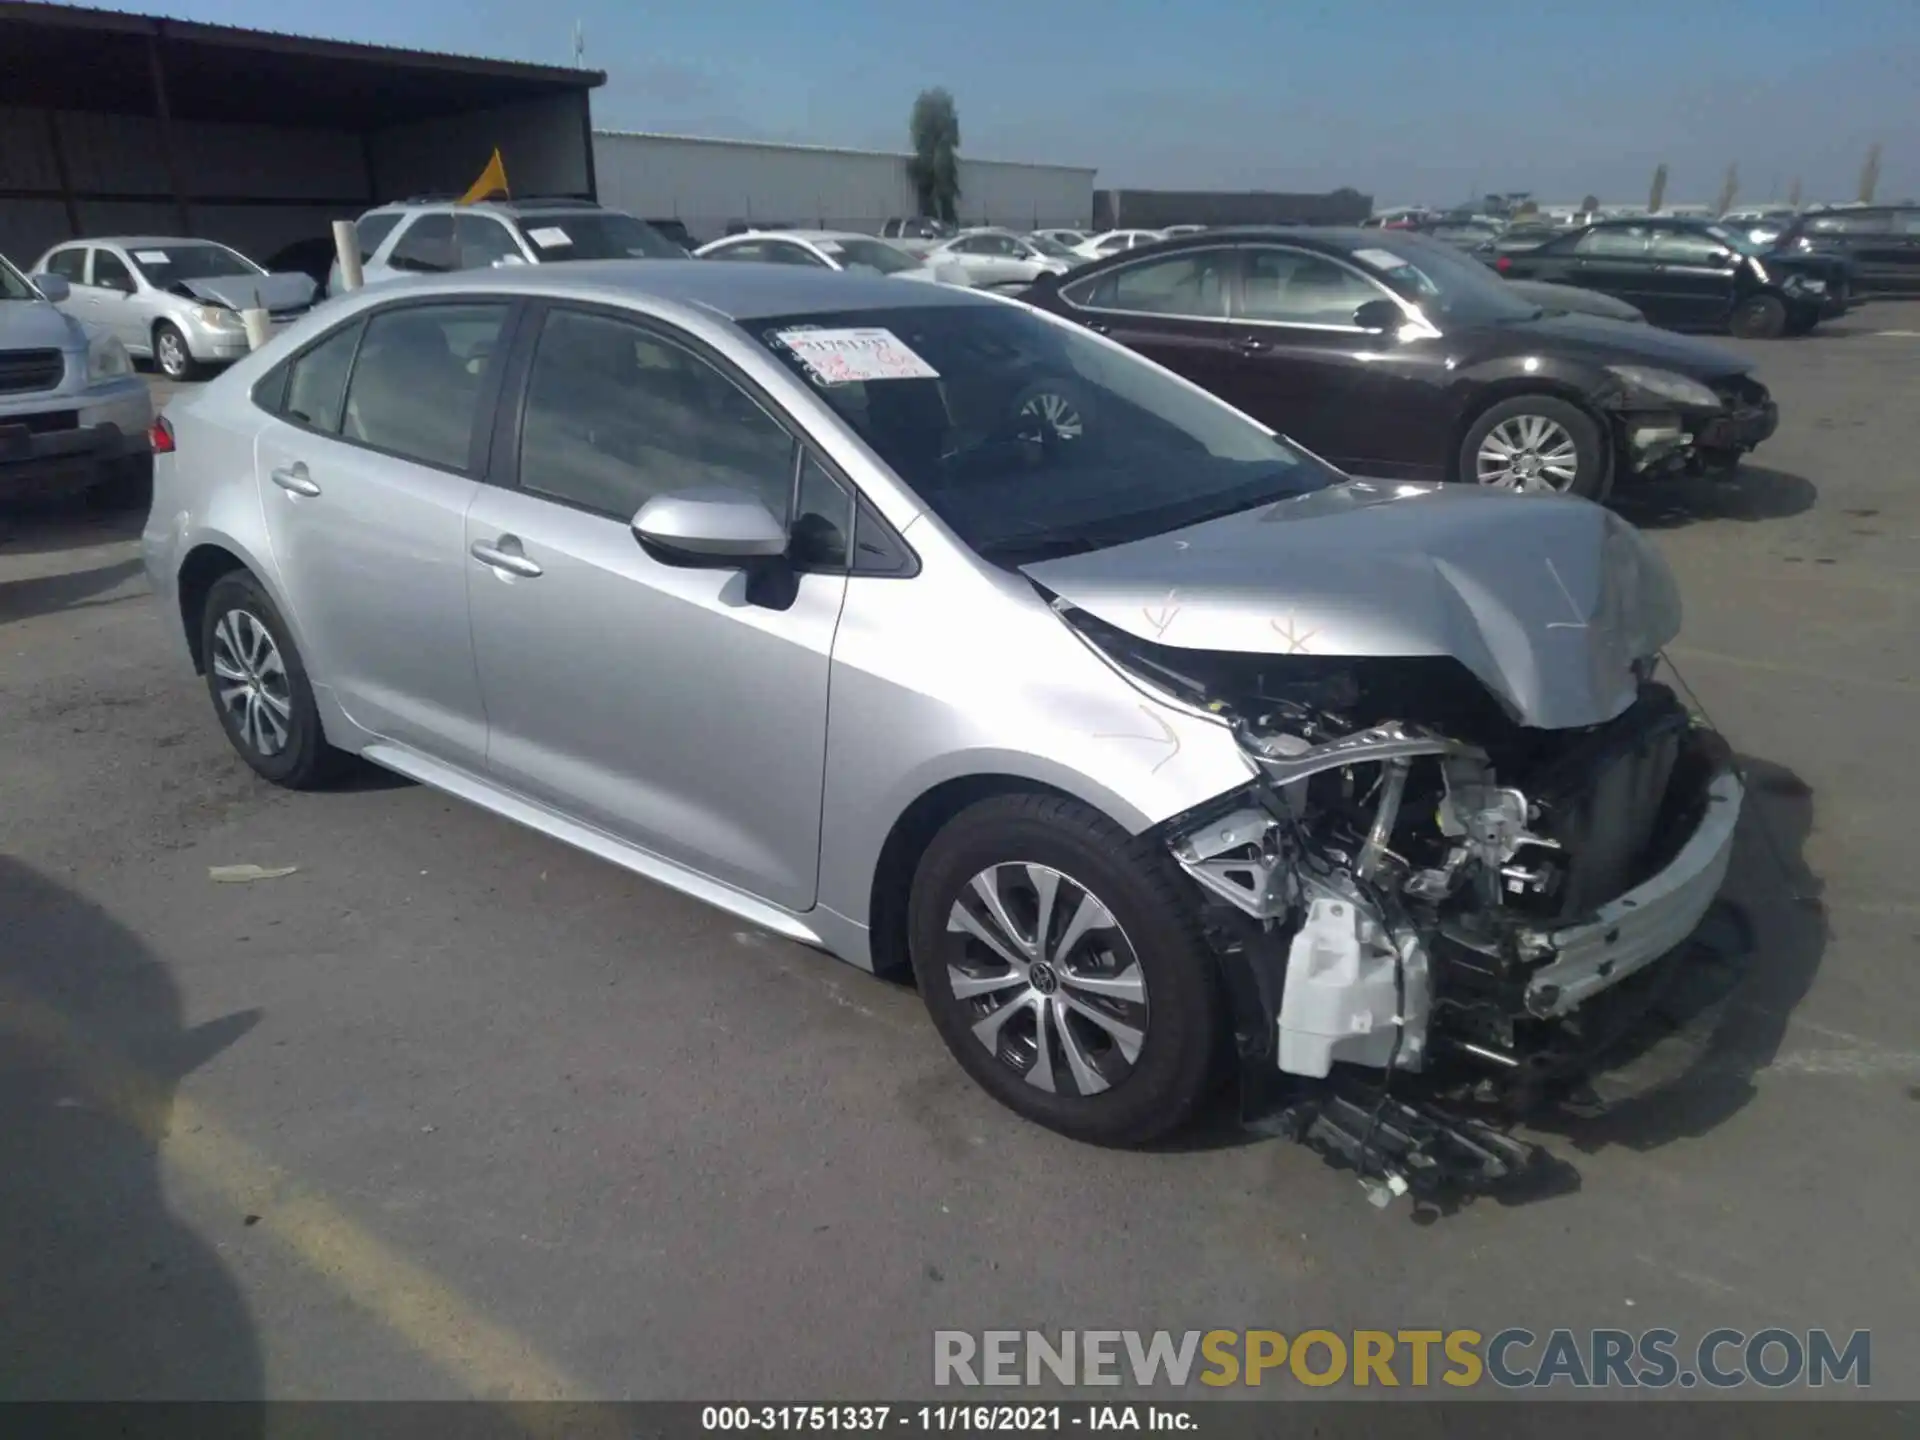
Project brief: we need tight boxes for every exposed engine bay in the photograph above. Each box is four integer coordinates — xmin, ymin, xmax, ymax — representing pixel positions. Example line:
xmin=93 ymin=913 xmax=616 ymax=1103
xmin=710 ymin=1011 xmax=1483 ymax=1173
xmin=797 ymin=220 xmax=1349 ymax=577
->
xmin=1063 ymin=604 xmax=1745 ymax=1203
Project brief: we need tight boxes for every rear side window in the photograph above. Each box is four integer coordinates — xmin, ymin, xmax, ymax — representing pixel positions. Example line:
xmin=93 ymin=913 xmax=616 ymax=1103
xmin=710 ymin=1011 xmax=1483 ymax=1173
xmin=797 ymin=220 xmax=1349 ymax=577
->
xmin=339 ymin=303 xmax=507 ymax=470
xmin=516 ymin=307 xmax=796 ymax=521
xmin=387 ymin=214 xmax=456 ymax=273
xmin=1575 ymin=226 xmax=1651 ymax=257
xmin=455 ymin=214 xmax=521 ymax=269
xmin=45 ymin=248 xmax=87 ymax=282
xmin=1647 ymin=228 xmax=1726 ymax=263
xmin=354 ymin=213 xmax=404 ymax=261
xmin=1065 ymin=250 xmax=1230 ymax=318
xmin=277 ymin=320 xmax=364 ymax=432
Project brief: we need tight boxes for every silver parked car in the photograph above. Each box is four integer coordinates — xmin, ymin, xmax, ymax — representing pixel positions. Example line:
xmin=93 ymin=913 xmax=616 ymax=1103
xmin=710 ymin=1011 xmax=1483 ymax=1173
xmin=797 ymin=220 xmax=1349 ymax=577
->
xmin=694 ymin=229 xmax=970 ymax=287
xmin=143 ymin=263 xmax=1743 ymax=1170
xmin=923 ymin=228 xmax=1074 ymax=290
xmin=1 ymin=253 xmax=151 ymax=500
xmin=337 ymin=198 xmax=686 ymax=296
xmin=34 ymin=237 xmax=317 ymax=380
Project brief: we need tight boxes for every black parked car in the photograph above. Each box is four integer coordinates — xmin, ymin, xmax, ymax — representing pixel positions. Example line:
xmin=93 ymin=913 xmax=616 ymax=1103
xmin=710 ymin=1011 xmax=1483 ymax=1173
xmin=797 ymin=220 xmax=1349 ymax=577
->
xmin=1496 ymin=217 xmax=1850 ymax=338
xmin=1018 ymin=227 xmax=1776 ymax=501
xmin=1774 ymin=206 xmax=1920 ymax=298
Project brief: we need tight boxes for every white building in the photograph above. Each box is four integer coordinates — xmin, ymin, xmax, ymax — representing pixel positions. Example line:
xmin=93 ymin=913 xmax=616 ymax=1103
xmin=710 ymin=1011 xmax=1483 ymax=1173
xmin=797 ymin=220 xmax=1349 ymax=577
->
xmin=592 ymin=130 xmax=1095 ymax=241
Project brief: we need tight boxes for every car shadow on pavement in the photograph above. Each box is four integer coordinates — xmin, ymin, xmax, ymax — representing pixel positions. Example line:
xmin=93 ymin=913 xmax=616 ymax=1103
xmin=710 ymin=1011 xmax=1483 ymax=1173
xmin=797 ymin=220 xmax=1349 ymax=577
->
xmin=0 ymin=856 xmax=264 ymax=1406
xmin=1525 ymin=755 xmax=1826 ymax=1160
xmin=1612 ymin=464 xmax=1817 ymax=529
xmin=0 ymin=556 xmax=147 ymax=625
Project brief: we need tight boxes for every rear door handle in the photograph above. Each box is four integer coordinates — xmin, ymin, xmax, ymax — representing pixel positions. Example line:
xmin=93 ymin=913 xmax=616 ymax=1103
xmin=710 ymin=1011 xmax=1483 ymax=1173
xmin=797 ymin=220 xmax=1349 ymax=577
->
xmin=270 ymin=462 xmax=321 ymax=497
xmin=470 ymin=536 xmax=543 ymax=579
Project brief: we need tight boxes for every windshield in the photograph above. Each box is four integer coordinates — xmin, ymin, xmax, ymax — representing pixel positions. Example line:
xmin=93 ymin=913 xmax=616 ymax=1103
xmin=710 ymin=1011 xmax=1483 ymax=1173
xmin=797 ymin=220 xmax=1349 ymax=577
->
xmin=750 ymin=303 xmax=1335 ymax=560
xmin=1705 ymin=225 xmax=1766 ymax=256
xmin=1026 ymin=235 xmax=1080 ymax=260
xmin=128 ymin=243 xmax=261 ymax=285
xmin=515 ymin=212 xmax=686 ymax=260
xmin=821 ymin=238 xmax=919 ymax=275
xmin=0 ymin=254 xmax=36 ymax=301
xmin=1345 ymin=235 xmax=1543 ymax=324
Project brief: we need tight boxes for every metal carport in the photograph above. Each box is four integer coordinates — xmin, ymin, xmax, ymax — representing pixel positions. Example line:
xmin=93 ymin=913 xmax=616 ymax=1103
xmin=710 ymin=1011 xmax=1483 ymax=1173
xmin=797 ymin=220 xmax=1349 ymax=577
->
xmin=0 ymin=2 xmax=604 ymax=265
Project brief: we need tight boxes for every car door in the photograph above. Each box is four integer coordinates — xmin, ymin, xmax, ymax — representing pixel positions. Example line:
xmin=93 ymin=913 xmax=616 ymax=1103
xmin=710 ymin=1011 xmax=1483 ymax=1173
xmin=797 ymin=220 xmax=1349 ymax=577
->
xmin=1880 ymin=210 xmax=1920 ymax=295
xmin=252 ymin=298 xmax=514 ymax=771
xmin=1563 ymin=225 xmax=1663 ymax=317
xmin=463 ymin=303 xmax=849 ymax=911
xmin=939 ymin=235 xmax=1003 ymax=286
xmin=1642 ymin=225 xmax=1737 ymax=329
xmin=1227 ymin=244 xmax=1452 ymax=477
xmin=1057 ymin=247 xmax=1244 ymax=414
xmin=88 ymin=248 xmax=147 ymax=350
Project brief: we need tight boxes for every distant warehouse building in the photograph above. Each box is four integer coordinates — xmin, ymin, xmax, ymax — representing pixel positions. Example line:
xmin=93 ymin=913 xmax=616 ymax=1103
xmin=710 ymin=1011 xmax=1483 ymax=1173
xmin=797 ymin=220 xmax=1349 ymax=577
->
xmin=593 ymin=130 xmax=1096 ymax=242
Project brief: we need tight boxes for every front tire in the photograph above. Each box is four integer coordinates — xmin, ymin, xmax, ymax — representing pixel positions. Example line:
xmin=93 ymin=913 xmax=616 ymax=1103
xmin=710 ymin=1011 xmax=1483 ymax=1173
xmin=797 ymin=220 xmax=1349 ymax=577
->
xmin=1461 ymin=394 xmax=1610 ymax=501
xmin=154 ymin=321 xmax=202 ymax=380
xmin=907 ymin=794 xmax=1223 ymax=1146
xmin=1729 ymin=293 xmax=1787 ymax=340
xmin=200 ymin=571 xmax=345 ymax=789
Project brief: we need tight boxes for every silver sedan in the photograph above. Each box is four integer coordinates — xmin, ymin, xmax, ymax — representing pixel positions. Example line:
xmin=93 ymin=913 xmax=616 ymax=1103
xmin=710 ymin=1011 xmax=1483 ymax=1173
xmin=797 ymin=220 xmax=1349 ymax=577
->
xmin=32 ymin=237 xmax=317 ymax=380
xmin=142 ymin=262 xmax=1741 ymax=1161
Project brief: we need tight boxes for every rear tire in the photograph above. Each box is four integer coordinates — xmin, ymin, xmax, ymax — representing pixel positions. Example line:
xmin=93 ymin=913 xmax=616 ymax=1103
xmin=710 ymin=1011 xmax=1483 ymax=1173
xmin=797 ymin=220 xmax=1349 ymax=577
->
xmin=200 ymin=571 xmax=347 ymax=789
xmin=1460 ymin=394 xmax=1611 ymax=502
xmin=1729 ymin=294 xmax=1788 ymax=340
xmin=907 ymin=793 xmax=1223 ymax=1147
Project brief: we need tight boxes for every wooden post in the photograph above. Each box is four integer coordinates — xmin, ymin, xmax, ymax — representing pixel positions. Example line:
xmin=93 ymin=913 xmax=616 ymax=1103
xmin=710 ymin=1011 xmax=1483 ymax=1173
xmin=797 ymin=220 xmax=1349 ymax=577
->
xmin=146 ymin=31 xmax=192 ymax=235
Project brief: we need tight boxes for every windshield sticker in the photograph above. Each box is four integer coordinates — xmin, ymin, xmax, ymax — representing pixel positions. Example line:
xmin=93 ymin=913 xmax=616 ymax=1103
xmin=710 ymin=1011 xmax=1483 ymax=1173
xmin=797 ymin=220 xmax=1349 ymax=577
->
xmin=526 ymin=226 xmax=572 ymax=248
xmin=817 ymin=241 xmax=844 ymax=255
xmin=134 ymin=250 xmax=170 ymax=264
xmin=773 ymin=327 xmax=940 ymax=384
xmin=1351 ymin=248 xmax=1406 ymax=271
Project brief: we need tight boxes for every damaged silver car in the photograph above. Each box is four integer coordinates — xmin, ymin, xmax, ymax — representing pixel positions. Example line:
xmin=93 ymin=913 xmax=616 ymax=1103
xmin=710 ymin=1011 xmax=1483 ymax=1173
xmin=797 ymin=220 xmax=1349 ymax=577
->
xmin=144 ymin=265 xmax=1742 ymax=1190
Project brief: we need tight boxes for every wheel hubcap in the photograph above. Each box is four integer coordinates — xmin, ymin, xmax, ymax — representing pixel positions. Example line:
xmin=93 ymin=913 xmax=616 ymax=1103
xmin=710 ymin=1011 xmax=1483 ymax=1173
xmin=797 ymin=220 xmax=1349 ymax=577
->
xmin=159 ymin=334 xmax=185 ymax=373
xmin=1019 ymin=392 xmax=1084 ymax=442
xmin=211 ymin=609 xmax=292 ymax=757
xmin=1476 ymin=414 xmax=1580 ymax=492
xmin=945 ymin=863 xmax=1148 ymax=1096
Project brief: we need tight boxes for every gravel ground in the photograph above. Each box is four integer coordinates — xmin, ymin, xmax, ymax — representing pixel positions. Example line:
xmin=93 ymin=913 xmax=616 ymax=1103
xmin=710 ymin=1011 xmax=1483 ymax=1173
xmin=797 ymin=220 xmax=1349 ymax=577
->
xmin=3 ymin=309 xmax=1917 ymax=1403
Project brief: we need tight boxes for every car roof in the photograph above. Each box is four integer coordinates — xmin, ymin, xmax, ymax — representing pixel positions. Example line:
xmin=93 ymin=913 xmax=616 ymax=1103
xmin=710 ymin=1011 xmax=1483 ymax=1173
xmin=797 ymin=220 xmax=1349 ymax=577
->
xmin=364 ymin=200 xmax=603 ymax=218
xmin=343 ymin=259 xmax=981 ymax=322
xmin=53 ymin=236 xmax=226 ymax=249
xmin=711 ymin=230 xmax=876 ymax=245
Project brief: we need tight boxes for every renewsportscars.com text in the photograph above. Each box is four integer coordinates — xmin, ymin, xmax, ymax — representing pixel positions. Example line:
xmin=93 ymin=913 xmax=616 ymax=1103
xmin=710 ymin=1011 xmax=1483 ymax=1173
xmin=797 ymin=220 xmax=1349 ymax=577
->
xmin=933 ymin=1328 xmax=1871 ymax=1390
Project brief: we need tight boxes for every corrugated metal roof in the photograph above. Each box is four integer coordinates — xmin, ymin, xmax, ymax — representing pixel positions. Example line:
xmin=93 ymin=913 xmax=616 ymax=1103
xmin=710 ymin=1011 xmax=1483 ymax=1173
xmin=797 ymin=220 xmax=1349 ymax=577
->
xmin=2 ymin=2 xmax=605 ymax=85
xmin=595 ymin=128 xmax=1096 ymax=177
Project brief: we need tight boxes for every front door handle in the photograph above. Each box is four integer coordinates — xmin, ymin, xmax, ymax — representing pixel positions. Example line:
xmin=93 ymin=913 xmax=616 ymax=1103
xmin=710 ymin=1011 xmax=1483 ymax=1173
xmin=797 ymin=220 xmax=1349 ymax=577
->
xmin=1231 ymin=335 xmax=1271 ymax=354
xmin=470 ymin=536 xmax=543 ymax=579
xmin=270 ymin=462 xmax=321 ymax=497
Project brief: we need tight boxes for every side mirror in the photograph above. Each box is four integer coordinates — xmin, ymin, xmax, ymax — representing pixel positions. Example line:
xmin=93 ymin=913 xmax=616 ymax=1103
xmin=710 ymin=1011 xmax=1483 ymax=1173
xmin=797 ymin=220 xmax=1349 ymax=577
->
xmin=1352 ymin=298 xmax=1403 ymax=333
xmin=30 ymin=274 xmax=70 ymax=303
xmin=631 ymin=485 xmax=788 ymax=566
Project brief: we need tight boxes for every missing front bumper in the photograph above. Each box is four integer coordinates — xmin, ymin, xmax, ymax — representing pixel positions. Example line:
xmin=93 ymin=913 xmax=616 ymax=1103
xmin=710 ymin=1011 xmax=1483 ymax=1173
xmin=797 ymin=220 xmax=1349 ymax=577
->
xmin=1520 ymin=767 xmax=1744 ymax=1018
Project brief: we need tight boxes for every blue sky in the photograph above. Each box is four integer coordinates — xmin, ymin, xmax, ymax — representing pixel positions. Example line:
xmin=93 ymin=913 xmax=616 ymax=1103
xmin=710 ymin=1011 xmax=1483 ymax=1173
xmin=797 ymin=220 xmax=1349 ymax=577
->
xmin=105 ymin=0 xmax=1916 ymax=205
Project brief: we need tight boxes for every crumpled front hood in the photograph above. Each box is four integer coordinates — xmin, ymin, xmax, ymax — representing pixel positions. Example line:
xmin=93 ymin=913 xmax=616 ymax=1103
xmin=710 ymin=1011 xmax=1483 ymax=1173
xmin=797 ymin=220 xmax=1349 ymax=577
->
xmin=171 ymin=273 xmax=316 ymax=311
xmin=1022 ymin=481 xmax=1681 ymax=731
xmin=0 ymin=298 xmax=85 ymax=352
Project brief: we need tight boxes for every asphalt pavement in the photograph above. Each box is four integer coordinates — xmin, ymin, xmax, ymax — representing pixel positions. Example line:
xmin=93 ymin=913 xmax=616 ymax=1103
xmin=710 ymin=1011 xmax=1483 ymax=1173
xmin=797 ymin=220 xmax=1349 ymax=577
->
xmin=3 ymin=312 xmax=1918 ymax=1402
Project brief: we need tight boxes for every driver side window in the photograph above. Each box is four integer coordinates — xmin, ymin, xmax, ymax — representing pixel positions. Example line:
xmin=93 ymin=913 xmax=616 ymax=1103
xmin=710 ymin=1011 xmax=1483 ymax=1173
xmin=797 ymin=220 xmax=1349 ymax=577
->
xmin=92 ymin=250 xmax=135 ymax=292
xmin=1240 ymin=249 xmax=1381 ymax=325
xmin=1064 ymin=250 xmax=1231 ymax=318
xmin=1574 ymin=226 xmax=1651 ymax=258
xmin=517 ymin=307 xmax=798 ymax=523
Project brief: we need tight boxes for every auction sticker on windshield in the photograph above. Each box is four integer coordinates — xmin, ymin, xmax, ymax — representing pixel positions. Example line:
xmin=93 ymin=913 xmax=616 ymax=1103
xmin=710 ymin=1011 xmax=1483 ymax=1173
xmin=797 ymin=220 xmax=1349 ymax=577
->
xmin=527 ymin=227 xmax=572 ymax=248
xmin=135 ymin=250 xmax=170 ymax=264
xmin=775 ymin=327 xmax=940 ymax=384
xmin=1352 ymin=249 xmax=1408 ymax=271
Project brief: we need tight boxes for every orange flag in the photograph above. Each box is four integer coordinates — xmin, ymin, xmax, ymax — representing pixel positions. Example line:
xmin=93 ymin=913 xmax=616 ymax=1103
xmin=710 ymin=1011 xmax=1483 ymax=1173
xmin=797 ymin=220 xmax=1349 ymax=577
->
xmin=458 ymin=148 xmax=509 ymax=205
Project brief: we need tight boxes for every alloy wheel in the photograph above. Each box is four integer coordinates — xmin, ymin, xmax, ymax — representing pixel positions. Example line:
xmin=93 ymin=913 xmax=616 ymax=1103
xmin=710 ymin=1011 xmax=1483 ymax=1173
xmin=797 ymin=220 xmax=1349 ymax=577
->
xmin=1474 ymin=414 xmax=1580 ymax=492
xmin=157 ymin=330 xmax=189 ymax=378
xmin=945 ymin=863 xmax=1148 ymax=1096
xmin=210 ymin=609 xmax=293 ymax=757
xmin=1018 ymin=390 xmax=1084 ymax=442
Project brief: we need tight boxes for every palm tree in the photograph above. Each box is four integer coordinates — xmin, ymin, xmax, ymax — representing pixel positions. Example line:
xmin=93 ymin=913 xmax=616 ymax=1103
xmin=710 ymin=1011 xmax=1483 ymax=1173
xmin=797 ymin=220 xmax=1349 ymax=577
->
xmin=1858 ymin=142 xmax=1882 ymax=204
xmin=907 ymin=89 xmax=962 ymax=224
xmin=1715 ymin=163 xmax=1739 ymax=217
xmin=1648 ymin=163 xmax=1669 ymax=214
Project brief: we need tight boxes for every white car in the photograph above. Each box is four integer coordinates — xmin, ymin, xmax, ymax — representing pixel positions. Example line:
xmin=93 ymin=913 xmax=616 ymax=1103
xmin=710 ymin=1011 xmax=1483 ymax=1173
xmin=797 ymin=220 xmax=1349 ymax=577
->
xmin=921 ymin=229 xmax=1073 ymax=290
xmin=1073 ymin=229 xmax=1168 ymax=260
xmin=695 ymin=230 xmax=967 ymax=286
xmin=1031 ymin=228 xmax=1090 ymax=250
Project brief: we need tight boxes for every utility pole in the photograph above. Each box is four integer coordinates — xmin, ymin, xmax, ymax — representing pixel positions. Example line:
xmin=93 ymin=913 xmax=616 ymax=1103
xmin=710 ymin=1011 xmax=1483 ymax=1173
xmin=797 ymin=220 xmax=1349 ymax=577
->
xmin=572 ymin=20 xmax=585 ymax=67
